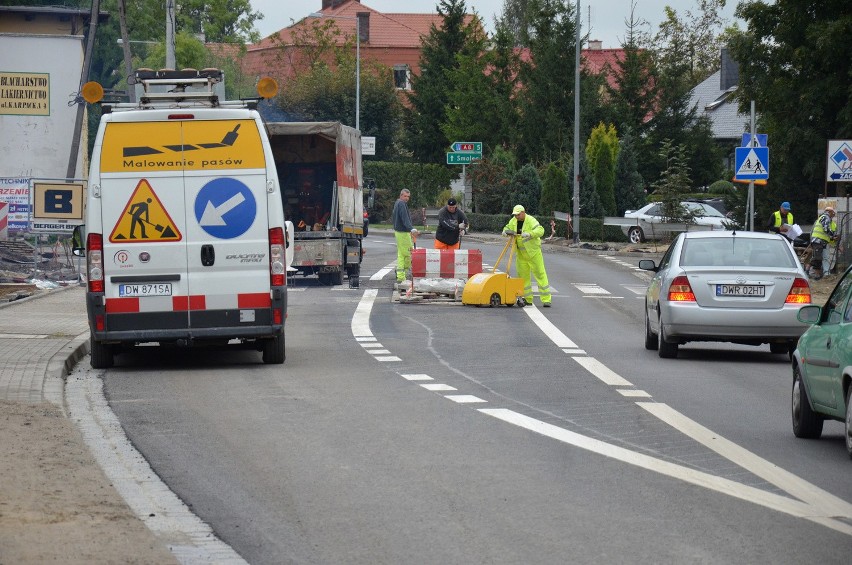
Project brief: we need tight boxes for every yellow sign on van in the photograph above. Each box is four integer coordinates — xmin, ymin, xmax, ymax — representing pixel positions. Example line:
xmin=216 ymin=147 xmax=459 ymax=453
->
xmin=109 ymin=179 xmax=182 ymax=243
xmin=100 ymin=119 xmax=265 ymax=173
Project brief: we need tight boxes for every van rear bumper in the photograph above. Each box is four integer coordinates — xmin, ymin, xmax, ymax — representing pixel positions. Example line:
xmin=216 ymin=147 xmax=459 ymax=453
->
xmin=87 ymin=290 xmax=286 ymax=344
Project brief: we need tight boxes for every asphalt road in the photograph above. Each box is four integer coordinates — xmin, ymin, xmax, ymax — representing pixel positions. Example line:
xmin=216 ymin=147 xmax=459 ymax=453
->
xmin=73 ymin=232 xmax=852 ymax=564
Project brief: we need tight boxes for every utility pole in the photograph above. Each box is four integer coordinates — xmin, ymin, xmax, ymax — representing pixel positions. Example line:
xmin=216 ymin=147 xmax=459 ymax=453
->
xmin=165 ymin=0 xmax=176 ymax=69
xmin=66 ymin=0 xmax=101 ymax=179
xmin=572 ymin=0 xmax=581 ymax=243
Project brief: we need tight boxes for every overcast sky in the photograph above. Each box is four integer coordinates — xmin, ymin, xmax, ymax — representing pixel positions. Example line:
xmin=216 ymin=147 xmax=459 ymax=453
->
xmin=250 ymin=1 xmax=740 ymax=48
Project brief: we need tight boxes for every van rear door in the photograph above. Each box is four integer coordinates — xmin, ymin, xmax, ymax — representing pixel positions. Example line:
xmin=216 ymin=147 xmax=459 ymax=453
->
xmin=180 ymin=116 xmax=273 ymax=333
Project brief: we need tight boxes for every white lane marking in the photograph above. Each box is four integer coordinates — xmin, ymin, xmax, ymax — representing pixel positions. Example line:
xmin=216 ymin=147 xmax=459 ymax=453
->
xmin=446 ymin=395 xmax=487 ymax=404
xmin=572 ymin=356 xmax=633 ymax=387
xmin=402 ymin=374 xmax=433 ymax=381
xmin=67 ymin=372 xmax=249 ymax=563
xmin=0 ymin=333 xmax=49 ymax=338
xmin=360 ymin=342 xmax=384 ymax=348
xmin=522 ymin=307 xmax=579 ymax=348
xmin=573 ymin=284 xmax=610 ymax=295
xmin=356 ymin=336 xmax=377 ymax=342
xmin=582 ymin=295 xmax=623 ymax=299
xmin=352 ymin=288 xmax=377 ymax=337
xmin=286 ymin=287 xmax=306 ymax=292
xmin=638 ymin=402 xmax=852 ymax=520
xmin=561 ymin=348 xmax=587 ymax=356
xmin=479 ymin=408 xmax=852 ymax=537
xmin=368 ymin=349 xmax=392 ymax=355
xmin=421 ymin=383 xmax=457 ymax=391
xmin=371 ymin=262 xmax=396 ymax=281
xmin=617 ymin=389 xmax=652 ymax=398
xmin=622 ymin=284 xmax=648 ymax=295
xmin=375 ymin=356 xmax=402 ymax=362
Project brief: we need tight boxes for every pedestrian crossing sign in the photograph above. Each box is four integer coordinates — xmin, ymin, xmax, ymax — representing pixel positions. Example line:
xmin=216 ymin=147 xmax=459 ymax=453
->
xmin=109 ymin=179 xmax=182 ymax=242
xmin=734 ymin=146 xmax=769 ymax=180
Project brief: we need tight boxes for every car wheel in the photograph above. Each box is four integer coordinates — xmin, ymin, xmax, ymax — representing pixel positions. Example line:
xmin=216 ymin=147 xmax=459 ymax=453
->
xmin=628 ymin=227 xmax=644 ymax=244
xmin=490 ymin=293 xmax=502 ymax=307
xmin=657 ymin=316 xmax=678 ymax=358
xmin=644 ymin=309 xmax=658 ymax=350
xmin=791 ymin=364 xmax=823 ymax=439
xmin=845 ymin=386 xmax=852 ymax=460
xmin=770 ymin=342 xmax=789 ymax=355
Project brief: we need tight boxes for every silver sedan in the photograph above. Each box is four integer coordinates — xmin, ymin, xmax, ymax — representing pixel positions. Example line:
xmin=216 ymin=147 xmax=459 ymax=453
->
xmin=639 ymin=231 xmax=812 ymax=358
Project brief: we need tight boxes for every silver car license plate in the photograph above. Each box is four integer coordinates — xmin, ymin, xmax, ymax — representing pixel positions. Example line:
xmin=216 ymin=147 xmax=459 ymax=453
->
xmin=716 ymin=284 xmax=765 ymax=297
xmin=118 ymin=283 xmax=173 ymax=297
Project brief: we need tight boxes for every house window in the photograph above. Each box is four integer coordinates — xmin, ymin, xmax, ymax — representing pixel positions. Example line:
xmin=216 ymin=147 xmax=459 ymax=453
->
xmin=393 ymin=65 xmax=410 ymax=90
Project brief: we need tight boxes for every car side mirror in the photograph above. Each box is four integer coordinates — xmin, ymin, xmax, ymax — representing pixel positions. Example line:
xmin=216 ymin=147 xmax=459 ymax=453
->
xmin=638 ymin=259 xmax=658 ymax=272
xmin=797 ymin=305 xmax=821 ymax=324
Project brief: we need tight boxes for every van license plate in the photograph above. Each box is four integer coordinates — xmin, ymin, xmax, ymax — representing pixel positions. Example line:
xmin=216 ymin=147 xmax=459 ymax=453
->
xmin=119 ymin=283 xmax=172 ymax=297
xmin=716 ymin=284 xmax=765 ymax=297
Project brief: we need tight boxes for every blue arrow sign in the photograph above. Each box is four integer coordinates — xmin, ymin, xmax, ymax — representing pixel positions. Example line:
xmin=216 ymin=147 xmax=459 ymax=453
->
xmin=194 ymin=177 xmax=257 ymax=239
xmin=734 ymin=147 xmax=769 ymax=180
xmin=450 ymin=141 xmax=482 ymax=153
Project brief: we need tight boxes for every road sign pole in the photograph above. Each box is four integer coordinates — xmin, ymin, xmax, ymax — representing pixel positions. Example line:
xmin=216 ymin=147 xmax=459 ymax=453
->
xmin=749 ymin=101 xmax=755 ymax=231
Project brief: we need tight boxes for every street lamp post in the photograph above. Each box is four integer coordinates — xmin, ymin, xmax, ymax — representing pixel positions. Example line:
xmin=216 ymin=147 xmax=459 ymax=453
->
xmin=309 ymin=12 xmax=360 ymax=131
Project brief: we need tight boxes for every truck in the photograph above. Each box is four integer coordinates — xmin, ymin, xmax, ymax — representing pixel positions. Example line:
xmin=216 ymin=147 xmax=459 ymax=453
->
xmin=266 ymin=122 xmax=371 ymax=287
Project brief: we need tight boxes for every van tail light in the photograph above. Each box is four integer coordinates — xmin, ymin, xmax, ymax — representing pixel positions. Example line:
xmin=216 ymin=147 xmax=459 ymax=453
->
xmin=87 ymin=233 xmax=104 ymax=293
xmin=269 ymin=227 xmax=286 ymax=287
xmin=668 ymin=275 xmax=696 ymax=302
xmin=785 ymin=277 xmax=811 ymax=304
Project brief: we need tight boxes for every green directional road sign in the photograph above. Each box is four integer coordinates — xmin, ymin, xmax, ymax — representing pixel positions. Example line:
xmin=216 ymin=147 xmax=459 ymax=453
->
xmin=447 ymin=152 xmax=481 ymax=165
xmin=451 ymin=141 xmax=483 ymax=153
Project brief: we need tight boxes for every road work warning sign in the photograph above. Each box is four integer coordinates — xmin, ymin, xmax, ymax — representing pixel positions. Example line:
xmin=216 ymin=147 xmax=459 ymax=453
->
xmin=109 ymin=179 xmax=182 ymax=242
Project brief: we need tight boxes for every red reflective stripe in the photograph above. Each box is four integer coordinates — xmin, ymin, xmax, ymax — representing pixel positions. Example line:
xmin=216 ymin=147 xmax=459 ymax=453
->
xmin=440 ymin=249 xmax=454 ymax=278
xmin=411 ymin=248 xmax=427 ymax=277
xmin=469 ymin=250 xmax=482 ymax=274
xmin=238 ymin=293 xmax=271 ymax=308
xmin=106 ymin=297 xmax=139 ymax=313
xmin=173 ymin=295 xmax=206 ymax=311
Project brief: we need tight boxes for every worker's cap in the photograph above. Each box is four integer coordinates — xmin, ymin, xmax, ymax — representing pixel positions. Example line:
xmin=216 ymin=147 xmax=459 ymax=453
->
xmin=512 ymin=205 xmax=525 ymax=215
xmin=781 ymin=201 xmax=791 ymax=211
xmin=824 ymin=206 xmax=835 ymax=214
xmin=447 ymin=198 xmax=457 ymax=206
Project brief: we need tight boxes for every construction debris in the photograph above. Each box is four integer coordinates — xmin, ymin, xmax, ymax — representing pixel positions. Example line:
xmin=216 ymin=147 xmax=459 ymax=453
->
xmin=394 ymin=277 xmax=466 ymax=304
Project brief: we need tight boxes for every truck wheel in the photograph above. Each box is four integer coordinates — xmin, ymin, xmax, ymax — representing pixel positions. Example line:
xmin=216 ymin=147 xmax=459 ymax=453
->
xmin=90 ymin=333 xmax=114 ymax=369
xmin=331 ymin=268 xmax=344 ymax=286
xmin=348 ymin=265 xmax=360 ymax=288
xmin=262 ymin=332 xmax=285 ymax=364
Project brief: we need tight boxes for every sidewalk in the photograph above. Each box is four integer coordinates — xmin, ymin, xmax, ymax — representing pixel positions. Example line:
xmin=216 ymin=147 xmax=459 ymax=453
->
xmin=0 ymin=285 xmax=177 ymax=564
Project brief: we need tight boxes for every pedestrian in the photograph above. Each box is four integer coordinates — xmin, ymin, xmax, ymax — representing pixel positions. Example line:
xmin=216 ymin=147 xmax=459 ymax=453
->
xmin=502 ymin=205 xmax=552 ymax=307
xmin=767 ymin=201 xmax=794 ymax=235
xmin=808 ymin=206 xmax=837 ymax=280
xmin=434 ymin=198 xmax=468 ymax=250
xmin=393 ymin=188 xmax=419 ymax=283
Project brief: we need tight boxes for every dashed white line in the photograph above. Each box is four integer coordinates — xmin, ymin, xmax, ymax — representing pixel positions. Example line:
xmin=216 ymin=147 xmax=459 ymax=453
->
xmin=421 ymin=383 xmax=457 ymax=391
xmin=572 ymin=356 xmax=633 ymax=386
xmin=445 ymin=395 xmax=487 ymax=404
xmin=617 ymin=389 xmax=652 ymax=398
xmin=402 ymin=374 xmax=433 ymax=381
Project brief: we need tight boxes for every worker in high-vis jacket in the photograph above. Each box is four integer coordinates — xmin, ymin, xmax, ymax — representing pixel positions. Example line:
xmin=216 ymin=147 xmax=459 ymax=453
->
xmin=502 ymin=205 xmax=552 ymax=307
xmin=808 ymin=205 xmax=837 ymax=280
xmin=393 ymin=188 xmax=419 ymax=283
xmin=766 ymin=201 xmax=793 ymax=235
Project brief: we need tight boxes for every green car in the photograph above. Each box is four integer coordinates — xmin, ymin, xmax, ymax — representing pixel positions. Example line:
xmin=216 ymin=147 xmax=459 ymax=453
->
xmin=791 ymin=264 xmax=852 ymax=459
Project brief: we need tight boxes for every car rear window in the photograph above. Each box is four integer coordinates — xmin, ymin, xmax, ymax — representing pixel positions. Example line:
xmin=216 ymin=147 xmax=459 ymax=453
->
xmin=680 ymin=238 xmax=796 ymax=268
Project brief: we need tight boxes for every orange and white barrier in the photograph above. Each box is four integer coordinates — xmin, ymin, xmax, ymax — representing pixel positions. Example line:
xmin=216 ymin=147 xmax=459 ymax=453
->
xmin=411 ymin=248 xmax=482 ymax=279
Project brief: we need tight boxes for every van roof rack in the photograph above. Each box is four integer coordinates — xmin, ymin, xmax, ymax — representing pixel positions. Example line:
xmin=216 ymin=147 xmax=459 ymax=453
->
xmin=134 ymin=68 xmax=225 ymax=106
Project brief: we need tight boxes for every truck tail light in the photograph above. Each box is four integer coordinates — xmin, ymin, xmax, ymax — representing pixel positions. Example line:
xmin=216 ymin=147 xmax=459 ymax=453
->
xmin=87 ymin=233 xmax=104 ymax=293
xmin=785 ymin=277 xmax=811 ymax=304
xmin=668 ymin=275 xmax=695 ymax=302
xmin=269 ymin=227 xmax=286 ymax=287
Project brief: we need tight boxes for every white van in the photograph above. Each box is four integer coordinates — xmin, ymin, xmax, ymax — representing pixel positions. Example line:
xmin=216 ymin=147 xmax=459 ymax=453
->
xmin=73 ymin=69 xmax=287 ymax=368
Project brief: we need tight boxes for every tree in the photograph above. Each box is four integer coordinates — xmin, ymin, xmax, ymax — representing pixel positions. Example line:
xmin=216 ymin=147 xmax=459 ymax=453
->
xmin=606 ymin=2 xmax=656 ymax=139
xmin=577 ymin=154 xmax=604 ymax=219
xmin=614 ymin=129 xmax=645 ymax=215
xmin=405 ymin=0 xmax=484 ymax=163
xmin=504 ymin=163 xmax=542 ymax=215
xmin=469 ymin=146 xmax=516 ymax=214
xmin=442 ymin=20 xmax=519 ymax=156
xmin=586 ymin=123 xmax=619 ymax=215
xmin=730 ymin=0 xmax=852 ymax=220
xmin=539 ymin=161 xmax=571 ymax=219
xmin=514 ymin=0 xmax=580 ymax=164
xmin=652 ymin=139 xmax=691 ymax=222
xmin=498 ymin=0 xmax=535 ymax=46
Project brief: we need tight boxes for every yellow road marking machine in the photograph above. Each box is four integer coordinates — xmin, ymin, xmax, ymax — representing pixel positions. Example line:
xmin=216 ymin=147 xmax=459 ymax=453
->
xmin=462 ymin=235 xmax=525 ymax=307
